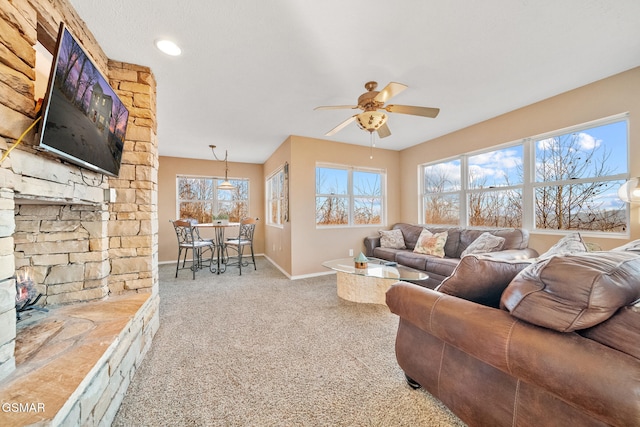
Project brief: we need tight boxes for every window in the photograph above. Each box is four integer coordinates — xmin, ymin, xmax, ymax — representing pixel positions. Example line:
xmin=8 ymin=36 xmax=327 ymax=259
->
xmin=468 ymin=145 xmax=523 ymax=228
xmin=177 ymin=175 xmax=249 ymax=223
xmin=533 ymin=119 xmax=627 ymax=232
xmin=267 ymin=168 xmax=285 ymax=226
xmin=316 ymin=164 xmax=385 ymax=226
xmin=420 ymin=115 xmax=629 ymax=234
xmin=422 ymin=159 xmax=461 ymax=225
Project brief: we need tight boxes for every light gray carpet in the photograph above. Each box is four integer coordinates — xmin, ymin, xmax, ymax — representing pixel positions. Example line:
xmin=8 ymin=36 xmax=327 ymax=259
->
xmin=113 ymin=258 xmax=466 ymax=426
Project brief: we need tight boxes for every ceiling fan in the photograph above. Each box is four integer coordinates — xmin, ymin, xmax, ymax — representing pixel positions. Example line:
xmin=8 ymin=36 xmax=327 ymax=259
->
xmin=315 ymin=81 xmax=440 ymax=139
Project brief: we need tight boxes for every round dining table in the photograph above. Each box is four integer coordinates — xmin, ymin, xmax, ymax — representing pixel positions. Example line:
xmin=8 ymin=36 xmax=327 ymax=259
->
xmin=194 ymin=222 xmax=239 ymax=274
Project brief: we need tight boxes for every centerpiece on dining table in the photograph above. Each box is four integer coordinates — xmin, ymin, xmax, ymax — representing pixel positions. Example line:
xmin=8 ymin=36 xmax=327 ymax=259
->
xmin=212 ymin=213 xmax=229 ymax=225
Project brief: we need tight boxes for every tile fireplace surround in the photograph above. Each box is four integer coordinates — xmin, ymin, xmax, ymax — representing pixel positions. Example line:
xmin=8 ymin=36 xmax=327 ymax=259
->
xmin=0 ymin=1 xmax=160 ymax=424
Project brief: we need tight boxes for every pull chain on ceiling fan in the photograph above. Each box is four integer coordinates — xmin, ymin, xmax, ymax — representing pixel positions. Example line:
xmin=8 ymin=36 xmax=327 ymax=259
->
xmin=315 ymin=81 xmax=440 ymax=139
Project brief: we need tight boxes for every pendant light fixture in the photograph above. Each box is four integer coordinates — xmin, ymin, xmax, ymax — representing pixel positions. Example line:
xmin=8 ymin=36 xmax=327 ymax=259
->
xmin=209 ymin=145 xmax=235 ymax=190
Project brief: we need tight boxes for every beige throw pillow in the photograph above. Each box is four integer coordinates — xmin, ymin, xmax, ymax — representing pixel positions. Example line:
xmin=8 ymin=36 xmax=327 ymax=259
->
xmin=379 ymin=229 xmax=406 ymax=249
xmin=538 ymin=232 xmax=587 ymax=260
xmin=413 ymin=229 xmax=448 ymax=258
xmin=460 ymin=232 xmax=505 ymax=257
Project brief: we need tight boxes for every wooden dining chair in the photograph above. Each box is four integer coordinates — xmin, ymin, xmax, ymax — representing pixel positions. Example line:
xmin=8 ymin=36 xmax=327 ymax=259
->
xmin=224 ymin=217 xmax=258 ymax=275
xmin=170 ymin=219 xmax=215 ymax=279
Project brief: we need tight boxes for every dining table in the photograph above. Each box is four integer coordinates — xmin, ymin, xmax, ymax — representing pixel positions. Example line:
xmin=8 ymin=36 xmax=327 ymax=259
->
xmin=194 ymin=222 xmax=239 ymax=274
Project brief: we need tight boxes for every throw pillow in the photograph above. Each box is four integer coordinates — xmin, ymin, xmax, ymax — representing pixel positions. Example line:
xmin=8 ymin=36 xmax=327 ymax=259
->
xmin=379 ymin=229 xmax=406 ymax=249
xmin=460 ymin=232 xmax=505 ymax=257
xmin=501 ymin=251 xmax=640 ymax=332
xmin=413 ymin=229 xmax=448 ymax=258
xmin=436 ymin=254 xmax=533 ymax=308
xmin=538 ymin=232 xmax=587 ymax=260
xmin=612 ymin=239 xmax=640 ymax=254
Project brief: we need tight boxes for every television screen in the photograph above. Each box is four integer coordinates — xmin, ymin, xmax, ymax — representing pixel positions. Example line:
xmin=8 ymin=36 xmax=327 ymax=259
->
xmin=36 ymin=23 xmax=129 ymax=177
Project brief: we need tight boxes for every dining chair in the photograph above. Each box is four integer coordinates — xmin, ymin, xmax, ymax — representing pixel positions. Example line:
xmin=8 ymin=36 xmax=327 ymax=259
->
xmin=224 ymin=217 xmax=258 ymax=275
xmin=170 ymin=219 xmax=215 ymax=279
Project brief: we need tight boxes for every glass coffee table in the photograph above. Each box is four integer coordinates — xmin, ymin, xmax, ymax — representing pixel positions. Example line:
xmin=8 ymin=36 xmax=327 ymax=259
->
xmin=322 ymin=257 xmax=428 ymax=305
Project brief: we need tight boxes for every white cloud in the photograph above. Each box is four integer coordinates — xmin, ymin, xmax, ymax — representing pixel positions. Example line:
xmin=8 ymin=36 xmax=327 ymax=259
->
xmin=576 ymin=132 xmax=601 ymax=150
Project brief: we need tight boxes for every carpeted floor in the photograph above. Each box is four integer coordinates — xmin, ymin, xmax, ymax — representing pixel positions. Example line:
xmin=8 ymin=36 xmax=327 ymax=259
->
xmin=113 ymin=258 xmax=466 ymax=426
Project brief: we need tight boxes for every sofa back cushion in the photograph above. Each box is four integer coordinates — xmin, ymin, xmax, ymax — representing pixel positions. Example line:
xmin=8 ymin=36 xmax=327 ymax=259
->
xmin=393 ymin=223 xmax=462 ymax=257
xmin=391 ymin=223 xmax=529 ymax=259
xmin=457 ymin=228 xmax=529 ymax=258
xmin=501 ymin=251 xmax=640 ymax=332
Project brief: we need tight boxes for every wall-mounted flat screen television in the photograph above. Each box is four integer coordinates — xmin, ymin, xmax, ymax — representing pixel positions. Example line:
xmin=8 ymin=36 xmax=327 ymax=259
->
xmin=36 ymin=23 xmax=129 ymax=177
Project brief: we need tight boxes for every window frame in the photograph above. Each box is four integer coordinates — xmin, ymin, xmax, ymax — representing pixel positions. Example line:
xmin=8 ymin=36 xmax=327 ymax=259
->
xmin=419 ymin=113 xmax=630 ymax=237
xmin=315 ymin=162 xmax=386 ymax=228
xmin=266 ymin=167 xmax=285 ymax=228
xmin=176 ymin=174 xmax=250 ymax=223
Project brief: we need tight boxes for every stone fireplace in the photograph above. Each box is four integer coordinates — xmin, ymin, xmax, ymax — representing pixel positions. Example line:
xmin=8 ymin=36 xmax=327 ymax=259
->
xmin=0 ymin=0 xmax=160 ymax=424
xmin=14 ymin=203 xmax=110 ymax=309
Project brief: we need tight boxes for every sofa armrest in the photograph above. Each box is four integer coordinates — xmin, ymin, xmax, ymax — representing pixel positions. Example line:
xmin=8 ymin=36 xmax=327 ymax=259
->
xmin=482 ymin=248 xmax=539 ymax=260
xmin=363 ymin=236 xmax=381 ymax=257
xmin=386 ymin=281 xmax=640 ymax=426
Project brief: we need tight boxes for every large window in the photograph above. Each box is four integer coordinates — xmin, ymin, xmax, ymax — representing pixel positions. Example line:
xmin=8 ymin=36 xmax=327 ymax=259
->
xmin=177 ymin=176 xmax=249 ymax=223
xmin=533 ymin=120 xmax=627 ymax=232
xmin=316 ymin=164 xmax=385 ymax=226
xmin=266 ymin=168 xmax=285 ymax=226
xmin=420 ymin=115 xmax=629 ymax=234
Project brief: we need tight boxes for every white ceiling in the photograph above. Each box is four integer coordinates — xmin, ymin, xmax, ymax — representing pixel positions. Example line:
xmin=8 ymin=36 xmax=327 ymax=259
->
xmin=68 ymin=0 xmax=640 ymax=164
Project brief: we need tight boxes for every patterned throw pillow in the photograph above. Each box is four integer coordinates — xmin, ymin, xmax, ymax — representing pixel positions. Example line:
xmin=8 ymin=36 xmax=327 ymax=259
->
xmin=379 ymin=229 xmax=406 ymax=249
xmin=538 ymin=232 xmax=588 ymax=260
xmin=413 ymin=229 xmax=448 ymax=258
xmin=460 ymin=232 xmax=505 ymax=257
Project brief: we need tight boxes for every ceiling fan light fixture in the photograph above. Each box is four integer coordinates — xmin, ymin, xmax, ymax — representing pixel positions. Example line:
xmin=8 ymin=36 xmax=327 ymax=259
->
xmin=356 ymin=111 xmax=387 ymax=132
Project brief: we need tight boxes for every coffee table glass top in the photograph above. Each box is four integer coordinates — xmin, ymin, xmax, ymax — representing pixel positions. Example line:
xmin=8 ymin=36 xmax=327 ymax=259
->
xmin=322 ymin=257 xmax=428 ymax=281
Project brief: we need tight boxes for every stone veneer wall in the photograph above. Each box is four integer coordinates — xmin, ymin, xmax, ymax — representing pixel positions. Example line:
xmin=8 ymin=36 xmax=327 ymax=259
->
xmin=0 ymin=0 xmax=159 ymax=408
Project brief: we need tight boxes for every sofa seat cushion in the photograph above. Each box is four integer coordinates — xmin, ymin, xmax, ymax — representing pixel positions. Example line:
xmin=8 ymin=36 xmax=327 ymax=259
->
xmin=372 ymin=247 xmax=405 ymax=262
xmin=580 ymin=303 xmax=640 ymax=359
xmin=395 ymin=251 xmax=429 ymax=271
xmin=424 ymin=257 xmax=460 ymax=280
xmin=437 ymin=254 xmax=533 ymax=308
xmin=501 ymin=251 xmax=640 ymax=332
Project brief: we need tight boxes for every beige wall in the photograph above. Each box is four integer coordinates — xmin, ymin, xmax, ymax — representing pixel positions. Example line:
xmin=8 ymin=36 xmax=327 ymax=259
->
xmin=158 ymin=67 xmax=640 ymax=275
xmin=400 ymin=67 xmax=640 ymax=254
xmin=263 ymin=137 xmax=292 ymax=274
xmin=282 ymin=135 xmax=401 ymax=278
xmin=158 ymin=156 xmax=264 ymax=263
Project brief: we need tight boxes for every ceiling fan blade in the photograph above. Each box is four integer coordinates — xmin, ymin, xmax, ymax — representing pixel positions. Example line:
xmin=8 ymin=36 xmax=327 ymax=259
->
xmin=385 ymin=104 xmax=440 ymax=118
xmin=374 ymin=82 xmax=408 ymax=104
xmin=325 ymin=115 xmax=357 ymax=136
xmin=376 ymin=122 xmax=391 ymax=138
xmin=314 ymin=105 xmax=358 ymax=111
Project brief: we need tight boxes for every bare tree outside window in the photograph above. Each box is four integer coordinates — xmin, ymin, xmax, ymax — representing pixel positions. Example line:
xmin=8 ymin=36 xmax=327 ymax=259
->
xmin=177 ymin=176 xmax=249 ymax=223
xmin=534 ymin=124 xmax=627 ymax=232
xmin=423 ymin=160 xmax=461 ymax=224
xmin=421 ymin=117 xmax=628 ymax=233
xmin=316 ymin=166 xmax=384 ymax=226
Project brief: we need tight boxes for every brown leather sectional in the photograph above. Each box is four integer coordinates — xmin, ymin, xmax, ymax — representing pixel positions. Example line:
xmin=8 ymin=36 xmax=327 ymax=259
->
xmin=386 ymin=247 xmax=640 ymax=426
xmin=364 ymin=223 xmax=538 ymax=288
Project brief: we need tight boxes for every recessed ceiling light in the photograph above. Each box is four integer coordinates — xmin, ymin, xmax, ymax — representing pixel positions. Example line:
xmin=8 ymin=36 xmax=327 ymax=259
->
xmin=155 ymin=39 xmax=181 ymax=56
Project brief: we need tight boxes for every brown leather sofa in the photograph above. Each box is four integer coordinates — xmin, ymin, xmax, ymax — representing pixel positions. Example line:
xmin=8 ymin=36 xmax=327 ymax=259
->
xmin=364 ymin=223 xmax=538 ymax=288
xmin=386 ymin=248 xmax=640 ymax=427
